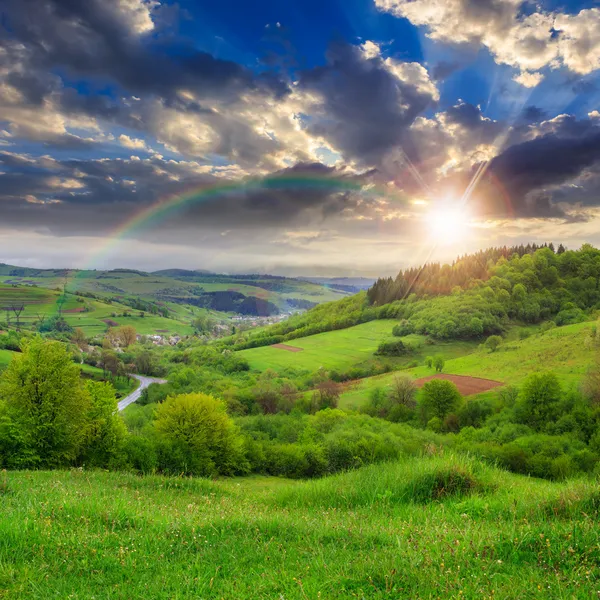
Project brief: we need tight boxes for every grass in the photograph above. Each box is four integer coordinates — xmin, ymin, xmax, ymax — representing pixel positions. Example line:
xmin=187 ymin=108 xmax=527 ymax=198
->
xmin=239 ymin=320 xmax=478 ymax=372
xmin=0 ymin=349 xmax=14 ymax=370
xmin=0 ymin=285 xmax=195 ymax=336
xmin=1 ymin=453 xmax=599 ymax=598
xmin=0 ymin=269 xmax=347 ymax=310
xmin=339 ymin=321 xmax=595 ymax=408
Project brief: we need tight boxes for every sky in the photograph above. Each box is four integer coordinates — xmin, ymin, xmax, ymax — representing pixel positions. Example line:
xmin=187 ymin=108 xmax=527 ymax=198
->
xmin=1 ymin=0 xmax=600 ymax=276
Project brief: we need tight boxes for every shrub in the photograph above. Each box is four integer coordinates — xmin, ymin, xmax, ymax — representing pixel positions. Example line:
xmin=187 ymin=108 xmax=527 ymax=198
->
xmin=375 ymin=339 xmax=410 ymax=356
xmin=485 ymin=335 xmax=502 ymax=352
xmin=80 ymin=381 xmax=128 ymax=468
xmin=392 ymin=320 xmax=414 ymax=337
xmin=420 ymin=379 xmax=462 ymax=421
xmin=153 ymin=393 xmax=249 ymax=476
xmin=434 ymin=356 xmax=445 ymax=373
xmin=515 ymin=373 xmax=562 ymax=431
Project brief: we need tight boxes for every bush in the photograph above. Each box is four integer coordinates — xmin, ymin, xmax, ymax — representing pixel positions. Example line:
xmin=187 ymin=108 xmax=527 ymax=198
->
xmin=392 ymin=320 xmax=414 ymax=337
xmin=515 ymin=373 xmax=562 ymax=431
xmin=434 ymin=356 xmax=445 ymax=373
xmin=420 ymin=379 xmax=462 ymax=422
xmin=375 ymin=339 xmax=411 ymax=356
xmin=485 ymin=335 xmax=502 ymax=352
xmin=153 ymin=393 xmax=249 ymax=476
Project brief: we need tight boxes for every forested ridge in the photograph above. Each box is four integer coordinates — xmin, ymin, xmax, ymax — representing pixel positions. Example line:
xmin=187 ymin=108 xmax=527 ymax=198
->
xmin=228 ymin=243 xmax=599 ymax=348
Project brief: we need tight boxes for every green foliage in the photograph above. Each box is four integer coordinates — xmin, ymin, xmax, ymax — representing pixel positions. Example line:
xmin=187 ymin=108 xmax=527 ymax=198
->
xmin=434 ymin=356 xmax=445 ymax=372
xmin=392 ymin=320 xmax=413 ymax=336
xmin=153 ymin=393 xmax=249 ymax=476
xmin=516 ymin=373 xmax=563 ymax=431
xmin=38 ymin=316 xmax=73 ymax=334
xmin=0 ymin=337 xmax=90 ymax=468
xmin=485 ymin=335 xmax=503 ymax=352
xmin=80 ymin=381 xmax=127 ymax=468
xmin=375 ymin=339 xmax=410 ymax=356
xmin=420 ymin=379 xmax=462 ymax=422
xmin=238 ymin=410 xmax=441 ymax=478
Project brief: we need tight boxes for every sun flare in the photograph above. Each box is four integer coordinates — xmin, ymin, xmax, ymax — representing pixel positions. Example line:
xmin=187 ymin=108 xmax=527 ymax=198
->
xmin=427 ymin=206 xmax=471 ymax=245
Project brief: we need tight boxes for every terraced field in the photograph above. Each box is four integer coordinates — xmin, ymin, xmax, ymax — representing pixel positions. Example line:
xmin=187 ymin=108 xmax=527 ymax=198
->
xmin=0 ymin=285 xmax=195 ymax=337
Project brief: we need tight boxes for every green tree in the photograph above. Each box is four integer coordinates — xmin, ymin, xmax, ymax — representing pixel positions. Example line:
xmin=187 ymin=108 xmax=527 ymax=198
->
xmin=420 ymin=379 xmax=462 ymax=421
xmin=80 ymin=381 xmax=128 ymax=467
xmin=485 ymin=335 xmax=502 ymax=352
xmin=516 ymin=373 xmax=562 ymax=430
xmin=434 ymin=356 xmax=445 ymax=373
xmin=425 ymin=356 xmax=434 ymax=369
xmin=153 ymin=393 xmax=248 ymax=476
xmin=0 ymin=338 xmax=90 ymax=467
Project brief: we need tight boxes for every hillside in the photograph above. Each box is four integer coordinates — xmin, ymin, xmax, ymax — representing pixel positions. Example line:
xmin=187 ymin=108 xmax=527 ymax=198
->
xmin=1 ymin=454 xmax=599 ymax=598
xmin=0 ymin=264 xmax=349 ymax=317
xmin=0 ymin=284 xmax=196 ymax=336
xmin=240 ymin=320 xmax=478 ymax=373
xmin=338 ymin=320 xmax=596 ymax=409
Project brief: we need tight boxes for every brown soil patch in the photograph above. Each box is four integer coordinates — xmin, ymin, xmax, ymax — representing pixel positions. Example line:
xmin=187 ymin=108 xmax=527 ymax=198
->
xmin=102 ymin=319 xmax=119 ymax=327
xmin=414 ymin=374 xmax=503 ymax=396
xmin=271 ymin=343 xmax=304 ymax=352
xmin=63 ymin=307 xmax=85 ymax=313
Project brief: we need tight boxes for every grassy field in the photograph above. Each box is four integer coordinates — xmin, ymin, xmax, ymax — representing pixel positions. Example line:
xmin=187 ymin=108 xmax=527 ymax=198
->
xmin=239 ymin=320 xmax=479 ymax=372
xmin=0 ymin=268 xmax=348 ymax=310
xmin=1 ymin=453 xmax=599 ymax=599
xmin=339 ymin=321 xmax=596 ymax=409
xmin=0 ymin=349 xmax=14 ymax=369
xmin=0 ymin=285 xmax=195 ymax=337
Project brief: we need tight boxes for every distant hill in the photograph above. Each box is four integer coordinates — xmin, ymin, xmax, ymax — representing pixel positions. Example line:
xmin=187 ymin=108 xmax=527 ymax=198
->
xmin=0 ymin=263 xmax=350 ymax=317
xmin=298 ymin=276 xmax=376 ymax=293
xmin=152 ymin=268 xmax=214 ymax=278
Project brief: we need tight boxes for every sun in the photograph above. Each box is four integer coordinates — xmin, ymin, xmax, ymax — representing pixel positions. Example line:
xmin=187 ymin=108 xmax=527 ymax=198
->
xmin=427 ymin=206 xmax=470 ymax=245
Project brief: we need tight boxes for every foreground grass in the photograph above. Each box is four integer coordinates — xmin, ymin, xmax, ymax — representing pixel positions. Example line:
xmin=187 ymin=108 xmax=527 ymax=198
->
xmin=1 ymin=454 xmax=599 ymax=599
xmin=339 ymin=321 xmax=595 ymax=408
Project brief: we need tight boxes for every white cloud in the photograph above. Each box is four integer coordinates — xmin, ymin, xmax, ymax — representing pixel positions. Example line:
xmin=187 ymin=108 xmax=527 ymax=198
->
xmin=375 ymin=0 xmax=600 ymax=83
xmin=118 ymin=134 xmax=147 ymax=150
xmin=512 ymin=71 xmax=544 ymax=88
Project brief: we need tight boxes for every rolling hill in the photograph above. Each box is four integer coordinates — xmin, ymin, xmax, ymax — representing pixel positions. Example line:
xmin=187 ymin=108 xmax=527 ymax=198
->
xmin=0 ymin=264 xmax=351 ymax=317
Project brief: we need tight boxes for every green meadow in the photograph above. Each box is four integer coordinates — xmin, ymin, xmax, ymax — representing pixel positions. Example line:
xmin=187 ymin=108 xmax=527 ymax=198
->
xmin=1 ymin=453 xmax=599 ymax=599
xmin=338 ymin=321 xmax=595 ymax=409
xmin=0 ymin=349 xmax=14 ymax=369
xmin=239 ymin=320 xmax=478 ymax=372
xmin=0 ymin=285 xmax=195 ymax=336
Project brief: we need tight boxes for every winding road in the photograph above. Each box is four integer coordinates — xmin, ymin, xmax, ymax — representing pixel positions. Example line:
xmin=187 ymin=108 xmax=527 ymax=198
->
xmin=117 ymin=374 xmax=167 ymax=412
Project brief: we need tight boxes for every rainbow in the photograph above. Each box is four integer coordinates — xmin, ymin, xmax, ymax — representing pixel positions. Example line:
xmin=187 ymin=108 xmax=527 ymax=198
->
xmin=61 ymin=172 xmax=411 ymax=298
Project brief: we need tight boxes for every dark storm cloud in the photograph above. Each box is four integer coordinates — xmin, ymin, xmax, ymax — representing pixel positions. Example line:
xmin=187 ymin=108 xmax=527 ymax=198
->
xmin=0 ymin=0 xmax=289 ymax=103
xmin=298 ymin=41 xmax=438 ymax=167
xmin=483 ymin=120 xmax=600 ymax=218
xmin=444 ymin=101 xmax=503 ymax=143
xmin=521 ymin=106 xmax=547 ymax=123
xmin=0 ymin=152 xmax=372 ymax=238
